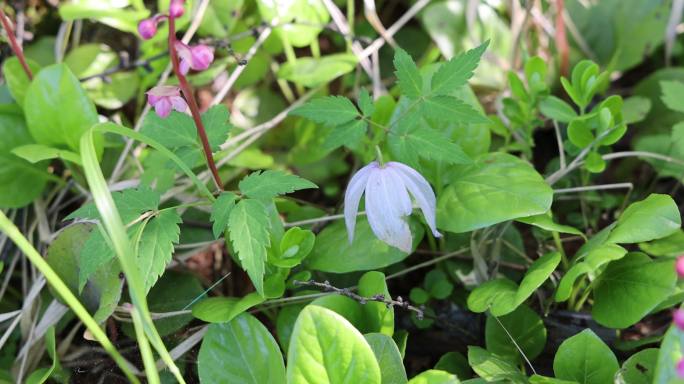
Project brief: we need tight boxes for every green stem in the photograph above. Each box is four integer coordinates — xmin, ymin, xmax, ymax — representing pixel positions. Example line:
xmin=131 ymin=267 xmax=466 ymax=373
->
xmin=0 ymin=211 xmax=141 ymax=384
xmin=131 ymin=306 xmax=160 ymax=384
xmin=552 ymin=231 xmax=568 ymax=270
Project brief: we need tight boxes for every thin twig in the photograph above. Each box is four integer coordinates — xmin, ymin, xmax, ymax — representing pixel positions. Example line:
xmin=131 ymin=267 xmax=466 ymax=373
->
xmin=294 ymin=279 xmax=424 ymax=319
xmin=554 ymin=182 xmax=633 ymax=194
xmin=553 ymin=120 xmax=566 ymax=170
xmin=0 ymin=8 xmax=32 ymax=79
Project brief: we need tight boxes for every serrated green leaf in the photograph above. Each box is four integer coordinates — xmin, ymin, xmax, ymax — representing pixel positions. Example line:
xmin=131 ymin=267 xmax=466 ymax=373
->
xmin=394 ymin=48 xmax=422 ymax=99
xmin=430 ymin=41 xmax=489 ymax=96
xmin=202 ymin=105 xmax=233 ymax=151
xmin=66 ymin=187 xmax=160 ymax=224
xmin=239 ymin=170 xmax=317 ymax=200
xmin=137 ymin=209 xmax=182 ymax=293
xmin=359 ymin=88 xmax=375 ymax=116
xmin=228 ymin=199 xmax=271 ymax=295
xmin=210 ymin=192 xmax=238 ymax=238
xmin=660 ymin=80 xmax=684 ymax=113
xmin=401 ymin=125 xmax=472 ymax=165
xmin=422 ymin=95 xmax=488 ymax=124
xmin=290 ymin=96 xmax=360 ymax=125
xmin=322 ymin=119 xmax=367 ymax=151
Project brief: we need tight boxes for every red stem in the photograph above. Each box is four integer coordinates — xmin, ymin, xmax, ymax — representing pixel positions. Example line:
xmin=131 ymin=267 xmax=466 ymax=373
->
xmin=168 ymin=17 xmax=223 ymax=191
xmin=0 ymin=8 xmax=32 ymax=80
xmin=555 ymin=0 xmax=569 ymax=78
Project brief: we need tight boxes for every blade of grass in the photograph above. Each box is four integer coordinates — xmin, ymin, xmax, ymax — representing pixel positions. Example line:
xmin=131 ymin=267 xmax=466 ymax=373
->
xmin=0 ymin=210 xmax=141 ymax=384
xmin=81 ymin=123 xmax=186 ymax=383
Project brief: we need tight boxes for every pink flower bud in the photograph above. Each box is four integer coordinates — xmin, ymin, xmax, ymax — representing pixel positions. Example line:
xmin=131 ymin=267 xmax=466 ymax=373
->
xmin=169 ymin=0 xmax=185 ymax=18
xmin=674 ymin=309 xmax=684 ymax=330
xmin=677 ymin=358 xmax=684 ymax=378
xmin=138 ymin=18 xmax=157 ymax=40
xmin=676 ymin=256 xmax=684 ymax=277
xmin=174 ymin=41 xmax=214 ymax=75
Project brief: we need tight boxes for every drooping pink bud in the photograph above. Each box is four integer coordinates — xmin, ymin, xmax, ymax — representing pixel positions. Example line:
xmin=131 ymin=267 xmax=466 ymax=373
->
xmin=677 ymin=358 xmax=684 ymax=378
xmin=169 ymin=0 xmax=185 ymax=18
xmin=146 ymin=85 xmax=187 ymax=118
xmin=676 ymin=256 xmax=684 ymax=277
xmin=138 ymin=18 xmax=157 ymax=40
xmin=674 ymin=309 xmax=684 ymax=330
xmin=174 ymin=41 xmax=214 ymax=75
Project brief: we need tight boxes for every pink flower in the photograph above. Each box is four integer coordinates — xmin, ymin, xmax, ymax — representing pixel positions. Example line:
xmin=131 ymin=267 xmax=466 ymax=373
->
xmin=169 ymin=0 xmax=185 ymax=18
xmin=344 ymin=161 xmax=441 ymax=253
xmin=138 ymin=18 xmax=157 ymax=40
xmin=674 ymin=309 xmax=684 ymax=330
xmin=146 ymin=86 xmax=187 ymax=118
xmin=174 ymin=42 xmax=214 ymax=75
xmin=677 ymin=256 xmax=684 ymax=277
xmin=677 ymin=358 xmax=684 ymax=378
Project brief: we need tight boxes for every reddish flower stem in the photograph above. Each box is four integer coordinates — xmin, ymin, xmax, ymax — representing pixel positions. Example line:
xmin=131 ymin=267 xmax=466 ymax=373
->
xmin=168 ymin=16 xmax=223 ymax=191
xmin=0 ymin=8 xmax=32 ymax=80
xmin=555 ymin=0 xmax=569 ymax=78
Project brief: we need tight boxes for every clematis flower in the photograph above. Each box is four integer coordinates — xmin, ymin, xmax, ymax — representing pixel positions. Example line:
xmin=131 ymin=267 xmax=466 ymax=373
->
xmin=344 ymin=161 xmax=441 ymax=253
xmin=174 ymin=41 xmax=214 ymax=75
xmin=146 ymin=85 xmax=187 ymax=118
xmin=138 ymin=18 xmax=158 ymax=39
xmin=169 ymin=0 xmax=185 ymax=18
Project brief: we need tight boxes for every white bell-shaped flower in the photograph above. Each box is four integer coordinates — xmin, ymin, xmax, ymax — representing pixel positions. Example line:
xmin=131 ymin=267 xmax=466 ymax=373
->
xmin=344 ymin=161 xmax=441 ymax=252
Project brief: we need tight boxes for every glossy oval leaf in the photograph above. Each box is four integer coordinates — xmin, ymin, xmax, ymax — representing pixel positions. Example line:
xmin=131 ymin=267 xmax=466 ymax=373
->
xmin=553 ymin=329 xmax=619 ymax=384
xmin=198 ymin=313 xmax=286 ymax=384
xmin=191 ymin=293 xmax=265 ymax=323
xmin=2 ymin=57 xmax=40 ymax=107
xmin=407 ymin=370 xmax=459 ymax=384
xmin=607 ymin=194 xmax=681 ymax=244
xmin=485 ymin=305 xmax=547 ymax=363
xmin=365 ymin=333 xmax=408 ymax=384
xmin=287 ymin=305 xmax=381 ymax=384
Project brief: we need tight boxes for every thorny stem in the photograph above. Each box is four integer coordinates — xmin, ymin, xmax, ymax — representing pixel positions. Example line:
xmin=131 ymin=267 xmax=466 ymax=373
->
xmin=0 ymin=8 xmax=32 ymax=80
xmin=167 ymin=16 xmax=223 ymax=191
xmin=294 ymin=279 xmax=425 ymax=320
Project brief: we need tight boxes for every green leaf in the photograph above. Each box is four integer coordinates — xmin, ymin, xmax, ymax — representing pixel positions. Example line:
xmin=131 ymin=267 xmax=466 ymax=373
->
xmin=278 ymin=54 xmax=357 ymax=87
xmin=437 ymin=153 xmax=553 ymax=233
xmin=539 ymin=96 xmax=577 ymax=123
xmin=394 ymin=48 xmax=423 ymax=99
xmin=228 ymin=199 xmax=271 ymax=295
xmin=424 ymin=270 xmax=454 ymax=300
xmin=0 ymin=112 xmax=50 ymax=208
xmin=359 ymin=272 xmax=394 ymax=336
xmin=290 ymin=96 xmax=360 ymax=126
xmin=66 ymin=187 xmax=160 ymax=224
xmin=435 ymin=352 xmax=470 ymax=379
xmin=11 ymin=144 xmax=82 ymax=165
xmin=287 ymin=305 xmax=381 ymax=384
xmin=306 ymin=219 xmax=424 ymax=273
xmin=239 ymin=170 xmax=317 ymax=200
xmin=365 ymin=333 xmax=408 ymax=384
xmin=431 ymin=41 xmax=489 ymax=96
xmin=2 ymin=57 xmax=40 ymax=107
xmin=210 ymin=192 xmax=238 ymax=239
xmin=137 ymin=210 xmax=182 ymax=293
xmin=516 ymin=213 xmax=584 ymax=238
xmin=198 ymin=313 xmax=286 ymax=384
xmin=553 ymin=329 xmax=619 ymax=384
xmin=273 ymin=227 xmax=315 ymax=268
xmin=640 ymin=230 xmax=684 ymax=257
xmin=485 ymin=305 xmax=546 ymax=363
xmin=24 ymin=63 xmax=99 ymax=152
xmin=202 ymin=105 xmax=233 ymax=151
xmin=567 ymin=118 xmax=594 ymax=148
xmin=421 ymin=95 xmax=488 ymax=124
xmin=618 ymin=348 xmax=658 ymax=384
xmin=407 ymin=370 xmax=459 ymax=384
xmin=322 ymin=119 xmax=367 ymax=151
xmin=592 ymin=252 xmax=676 ymax=328
xmin=607 ymin=194 xmax=681 ymax=244
xmin=554 ymin=243 xmax=627 ymax=302
xmin=25 ymin=327 xmax=61 ymax=384
xmin=141 ymin=111 xmax=198 ymax=149
xmin=359 ymin=88 xmax=375 ymax=116
xmin=45 ymin=223 xmax=122 ymax=323
xmin=191 ymin=293 xmax=265 ymax=323
xmin=468 ymin=252 xmax=560 ymax=316
xmin=622 ymin=96 xmax=651 ymax=124
xmin=661 ymin=80 xmax=684 ymax=113
xmin=654 ymin=325 xmax=684 ymax=383
xmin=389 ymin=123 xmax=472 ymax=166
xmin=467 ymin=346 xmax=526 ymax=382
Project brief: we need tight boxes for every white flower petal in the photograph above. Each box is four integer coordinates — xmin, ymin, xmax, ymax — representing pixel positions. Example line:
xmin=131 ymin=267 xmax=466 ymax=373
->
xmin=388 ymin=161 xmax=441 ymax=238
xmin=344 ymin=162 xmax=377 ymax=243
xmin=385 ymin=166 xmax=413 ymax=216
xmin=365 ymin=167 xmax=412 ymax=253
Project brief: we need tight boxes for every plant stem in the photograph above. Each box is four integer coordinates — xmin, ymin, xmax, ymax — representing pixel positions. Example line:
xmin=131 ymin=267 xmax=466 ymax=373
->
xmin=0 ymin=8 xmax=32 ymax=80
xmin=167 ymin=16 xmax=223 ymax=192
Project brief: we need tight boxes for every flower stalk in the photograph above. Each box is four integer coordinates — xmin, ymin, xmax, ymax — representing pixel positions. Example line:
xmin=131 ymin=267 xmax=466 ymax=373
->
xmin=0 ymin=8 xmax=33 ymax=80
xmin=166 ymin=16 xmax=223 ymax=191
